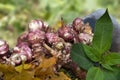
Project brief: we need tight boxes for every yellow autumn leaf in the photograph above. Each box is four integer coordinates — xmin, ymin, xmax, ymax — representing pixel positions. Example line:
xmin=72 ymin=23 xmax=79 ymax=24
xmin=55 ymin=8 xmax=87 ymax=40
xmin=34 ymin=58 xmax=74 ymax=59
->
xmin=11 ymin=70 xmax=36 ymax=80
xmin=0 ymin=64 xmax=17 ymax=73
xmin=35 ymin=57 xmax=57 ymax=79
xmin=35 ymin=67 xmax=55 ymax=80
xmin=0 ymin=57 xmax=71 ymax=80
xmin=34 ymin=57 xmax=71 ymax=80
xmin=38 ymin=57 xmax=57 ymax=68
xmin=4 ymin=73 xmax=17 ymax=80
xmin=33 ymin=78 xmax=41 ymax=80
xmin=0 ymin=64 xmax=19 ymax=80
xmin=15 ymin=63 xmax=32 ymax=73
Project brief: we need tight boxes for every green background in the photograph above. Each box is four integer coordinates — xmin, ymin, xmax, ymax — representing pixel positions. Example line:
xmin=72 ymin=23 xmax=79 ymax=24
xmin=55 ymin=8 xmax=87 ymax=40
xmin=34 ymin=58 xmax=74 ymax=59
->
xmin=0 ymin=0 xmax=120 ymax=47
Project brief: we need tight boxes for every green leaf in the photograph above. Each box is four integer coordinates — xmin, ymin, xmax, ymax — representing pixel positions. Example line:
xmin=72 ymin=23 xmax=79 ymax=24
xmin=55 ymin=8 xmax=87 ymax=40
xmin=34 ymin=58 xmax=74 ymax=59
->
xmin=70 ymin=43 xmax=93 ymax=70
xmin=115 ymin=67 xmax=120 ymax=80
xmin=116 ymin=71 xmax=120 ymax=80
xmin=101 ymin=64 xmax=113 ymax=71
xmin=92 ymin=10 xmax=113 ymax=54
xmin=86 ymin=67 xmax=104 ymax=80
xmin=104 ymin=66 xmax=120 ymax=80
xmin=103 ymin=52 xmax=120 ymax=65
xmin=103 ymin=70 xmax=117 ymax=80
xmin=83 ymin=44 xmax=101 ymax=62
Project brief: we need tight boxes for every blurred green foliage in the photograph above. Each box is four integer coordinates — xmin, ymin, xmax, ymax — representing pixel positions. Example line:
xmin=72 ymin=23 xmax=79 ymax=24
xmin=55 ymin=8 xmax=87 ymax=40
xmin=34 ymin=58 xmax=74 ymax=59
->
xmin=0 ymin=0 xmax=120 ymax=47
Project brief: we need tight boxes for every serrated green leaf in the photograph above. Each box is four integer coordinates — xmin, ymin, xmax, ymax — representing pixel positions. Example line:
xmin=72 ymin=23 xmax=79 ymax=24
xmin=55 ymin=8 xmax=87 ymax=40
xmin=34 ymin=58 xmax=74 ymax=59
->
xmin=83 ymin=44 xmax=101 ymax=62
xmin=86 ymin=67 xmax=104 ymax=80
xmin=92 ymin=10 xmax=113 ymax=54
xmin=101 ymin=64 xmax=113 ymax=71
xmin=70 ymin=43 xmax=93 ymax=70
xmin=103 ymin=52 xmax=120 ymax=66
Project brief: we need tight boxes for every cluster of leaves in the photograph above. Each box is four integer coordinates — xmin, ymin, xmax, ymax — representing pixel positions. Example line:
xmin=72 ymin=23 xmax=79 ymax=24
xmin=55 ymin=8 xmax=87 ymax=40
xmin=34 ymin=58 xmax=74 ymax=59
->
xmin=71 ymin=10 xmax=120 ymax=80
xmin=0 ymin=56 xmax=70 ymax=80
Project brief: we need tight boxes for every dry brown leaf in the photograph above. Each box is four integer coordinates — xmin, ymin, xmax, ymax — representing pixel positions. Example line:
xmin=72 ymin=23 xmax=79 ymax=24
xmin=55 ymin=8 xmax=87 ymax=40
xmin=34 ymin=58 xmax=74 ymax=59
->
xmin=35 ymin=57 xmax=57 ymax=79
xmin=37 ymin=56 xmax=57 ymax=68
xmin=0 ymin=56 xmax=71 ymax=80
xmin=34 ymin=57 xmax=71 ymax=80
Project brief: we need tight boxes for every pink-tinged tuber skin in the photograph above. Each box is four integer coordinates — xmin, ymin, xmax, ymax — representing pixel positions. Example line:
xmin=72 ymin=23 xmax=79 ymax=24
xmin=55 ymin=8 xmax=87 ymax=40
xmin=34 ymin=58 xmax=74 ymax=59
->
xmin=9 ymin=53 xmax=22 ymax=66
xmin=78 ymin=33 xmax=93 ymax=45
xmin=63 ymin=42 xmax=72 ymax=54
xmin=46 ymin=32 xmax=63 ymax=44
xmin=58 ymin=25 xmax=75 ymax=42
xmin=72 ymin=18 xmax=84 ymax=32
xmin=17 ymin=32 xmax=29 ymax=45
xmin=0 ymin=40 xmax=9 ymax=58
xmin=10 ymin=42 xmax=32 ymax=65
xmin=15 ymin=42 xmax=32 ymax=61
xmin=28 ymin=30 xmax=46 ymax=44
xmin=46 ymin=32 xmax=60 ymax=44
xmin=28 ymin=20 xmax=48 ymax=32
xmin=46 ymin=32 xmax=64 ymax=50
xmin=0 ymin=18 xmax=93 ymax=79
xmin=58 ymin=19 xmax=78 ymax=43
xmin=82 ymin=23 xmax=93 ymax=35
xmin=27 ymin=30 xmax=46 ymax=56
